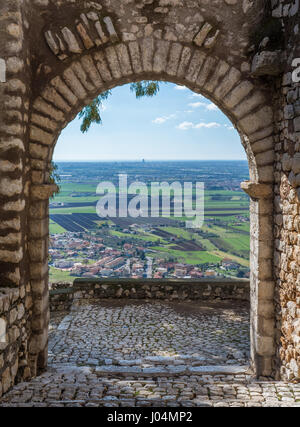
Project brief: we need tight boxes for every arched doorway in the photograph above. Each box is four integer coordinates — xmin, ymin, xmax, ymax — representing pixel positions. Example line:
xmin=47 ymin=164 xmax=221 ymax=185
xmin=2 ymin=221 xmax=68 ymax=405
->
xmin=25 ymin=38 xmax=275 ymax=378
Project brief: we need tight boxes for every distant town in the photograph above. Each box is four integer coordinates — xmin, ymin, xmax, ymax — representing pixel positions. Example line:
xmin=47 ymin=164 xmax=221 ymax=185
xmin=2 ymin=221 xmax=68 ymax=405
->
xmin=49 ymin=161 xmax=251 ymax=282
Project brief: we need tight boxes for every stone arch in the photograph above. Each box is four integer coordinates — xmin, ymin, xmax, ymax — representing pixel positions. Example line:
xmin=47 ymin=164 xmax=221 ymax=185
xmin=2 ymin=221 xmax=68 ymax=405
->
xmin=30 ymin=40 xmax=274 ymax=182
xmin=25 ymin=37 xmax=276 ymax=378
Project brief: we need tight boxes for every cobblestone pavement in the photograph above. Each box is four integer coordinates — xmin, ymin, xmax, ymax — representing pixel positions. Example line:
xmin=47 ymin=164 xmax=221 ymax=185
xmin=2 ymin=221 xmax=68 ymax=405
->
xmin=48 ymin=300 xmax=250 ymax=369
xmin=1 ymin=300 xmax=300 ymax=407
xmin=1 ymin=368 xmax=300 ymax=407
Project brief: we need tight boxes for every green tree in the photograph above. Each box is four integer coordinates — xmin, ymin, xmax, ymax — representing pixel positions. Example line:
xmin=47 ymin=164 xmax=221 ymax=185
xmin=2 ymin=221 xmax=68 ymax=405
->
xmin=79 ymin=81 xmax=161 ymax=133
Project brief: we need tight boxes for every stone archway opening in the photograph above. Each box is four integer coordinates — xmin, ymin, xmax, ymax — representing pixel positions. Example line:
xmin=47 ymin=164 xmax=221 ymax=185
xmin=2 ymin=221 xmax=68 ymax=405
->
xmin=25 ymin=35 xmax=275 ymax=379
xmin=47 ymin=82 xmax=253 ymax=374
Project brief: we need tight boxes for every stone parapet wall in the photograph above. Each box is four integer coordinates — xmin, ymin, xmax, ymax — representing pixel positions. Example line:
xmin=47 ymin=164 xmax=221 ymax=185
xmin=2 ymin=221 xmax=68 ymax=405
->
xmin=49 ymin=284 xmax=74 ymax=312
xmin=49 ymin=279 xmax=250 ymax=312
xmin=0 ymin=287 xmax=30 ymax=398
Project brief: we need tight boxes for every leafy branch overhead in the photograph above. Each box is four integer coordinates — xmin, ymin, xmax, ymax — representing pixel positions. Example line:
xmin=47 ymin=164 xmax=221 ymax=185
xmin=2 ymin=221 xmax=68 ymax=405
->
xmin=79 ymin=81 xmax=161 ymax=133
xmin=78 ymin=90 xmax=111 ymax=133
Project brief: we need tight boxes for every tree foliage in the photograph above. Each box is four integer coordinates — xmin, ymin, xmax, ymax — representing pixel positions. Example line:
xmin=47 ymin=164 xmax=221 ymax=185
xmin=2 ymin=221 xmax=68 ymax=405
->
xmin=49 ymin=162 xmax=61 ymax=196
xmin=130 ymin=81 xmax=160 ymax=99
xmin=79 ymin=81 xmax=160 ymax=133
xmin=78 ymin=90 xmax=112 ymax=133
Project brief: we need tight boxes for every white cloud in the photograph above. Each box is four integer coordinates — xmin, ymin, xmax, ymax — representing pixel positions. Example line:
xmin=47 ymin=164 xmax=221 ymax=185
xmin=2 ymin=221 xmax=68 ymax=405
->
xmin=206 ymin=103 xmax=218 ymax=111
xmin=152 ymin=114 xmax=176 ymax=125
xmin=194 ymin=122 xmax=220 ymax=129
xmin=174 ymin=85 xmax=187 ymax=91
xmin=176 ymin=121 xmax=220 ymax=130
xmin=176 ymin=121 xmax=194 ymax=130
xmin=188 ymin=101 xmax=219 ymax=112
xmin=225 ymin=124 xmax=235 ymax=131
xmin=190 ymin=93 xmax=204 ymax=99
xmin=153 ymin=117 xmax=168 ymax=124
xmin=188 ymin=102 xmax=207 ymax=108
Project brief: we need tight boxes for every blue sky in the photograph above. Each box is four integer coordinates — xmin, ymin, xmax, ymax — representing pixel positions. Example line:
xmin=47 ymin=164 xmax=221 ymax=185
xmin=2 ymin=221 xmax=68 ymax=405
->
xmin=53 ymin=82 xmax=246 ymax=161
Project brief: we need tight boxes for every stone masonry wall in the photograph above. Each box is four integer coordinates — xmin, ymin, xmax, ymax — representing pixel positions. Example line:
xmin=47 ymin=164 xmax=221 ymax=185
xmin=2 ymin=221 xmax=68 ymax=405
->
xmin=49 ymin=279 xmax=250 ymax=312
xmin=0 ymin=0 xmax=35 ymax=394
xmin=0 ymin=287 xmax=30 ymax=398
xmin=271 ymin=0 xmax=300 ymax=381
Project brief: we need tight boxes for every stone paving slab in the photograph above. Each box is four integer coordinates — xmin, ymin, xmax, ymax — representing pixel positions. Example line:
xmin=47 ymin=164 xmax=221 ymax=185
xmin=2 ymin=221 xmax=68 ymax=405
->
xmin=1 ymin=367 xmax=300 ymax=407
xmin=94 ymin=365 xmax=250 ymax=377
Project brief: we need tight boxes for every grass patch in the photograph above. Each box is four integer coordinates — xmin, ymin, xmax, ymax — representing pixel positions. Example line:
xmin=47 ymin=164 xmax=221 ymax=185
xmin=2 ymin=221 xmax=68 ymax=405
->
xmin=151 ymin=246 xmax=222 ymax=265
xmin=162 ymin=226 xmax=195 ymax=240
xmin=49 ymin=267 xmax=76 ymax=282
xmin=50 ymin=206 xmax=97 ymax=214
xmin=111 ymin=229 xmax=167 ymax=243
xmin=49 ymin=220 xmax=66 ymax=234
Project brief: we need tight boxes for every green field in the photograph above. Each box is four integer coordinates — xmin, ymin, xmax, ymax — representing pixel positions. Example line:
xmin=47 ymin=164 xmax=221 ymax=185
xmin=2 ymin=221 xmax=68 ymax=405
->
xmin=231 ymin=223 xmax=250 ymax=232
xmin=151 ymin=246 xmax=222 ymax=265
xmin=49 ymin=267 xmax=75 ymax=282
xmin=54 ymin=183 xmax=98 ymax=193
xmin=154 ymin=224 xmax=250 ymax=267
xmin=163 ymin=226 xmax=195 ymax=240
xmin=49 ymin=220 xmax=66 ymax=234
xmin=50 ymin=206 xmax=98 ymax=214
xmin=205 ymin=224 xmax=249 ymax=248
xmin=52 ymin=184 xmax=249 ymax=209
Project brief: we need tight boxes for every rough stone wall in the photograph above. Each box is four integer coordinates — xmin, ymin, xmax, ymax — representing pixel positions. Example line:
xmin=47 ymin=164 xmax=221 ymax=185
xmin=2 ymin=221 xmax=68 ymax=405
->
xmin=271 ymin=0 xmax=300 ymax=381
xmin=49 ymin=282 xmax=74 ymax=312
xmin=0 ymin=288 xmax=30 ymax=397
xmin=0 ymin=0 xmax=35 ymax=393
xmin=49 ymin=279 xmax=250 ymax=312
xmin=0 ymin=0 xmax=28 ymax=295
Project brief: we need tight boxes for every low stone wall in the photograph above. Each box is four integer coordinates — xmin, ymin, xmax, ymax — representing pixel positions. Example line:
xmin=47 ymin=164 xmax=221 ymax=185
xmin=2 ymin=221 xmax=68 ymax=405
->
xmin=0 ymin=288 xmax=27 ymax=398
xmin=49 ymin=283 xmax=74 ymax=312
xmin=49 ymin=278 xmax=250 ymax=312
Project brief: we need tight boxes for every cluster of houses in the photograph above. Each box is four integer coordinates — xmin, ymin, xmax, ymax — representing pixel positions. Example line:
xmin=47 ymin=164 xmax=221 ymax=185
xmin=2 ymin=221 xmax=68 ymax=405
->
xmin=49 ymin=231 xmax=249 ymax=281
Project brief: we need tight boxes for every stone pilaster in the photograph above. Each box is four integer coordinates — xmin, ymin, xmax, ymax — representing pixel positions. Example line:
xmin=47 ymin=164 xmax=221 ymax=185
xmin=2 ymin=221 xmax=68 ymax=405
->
xmin=241 ymin=181 xmax=275 ymax=377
